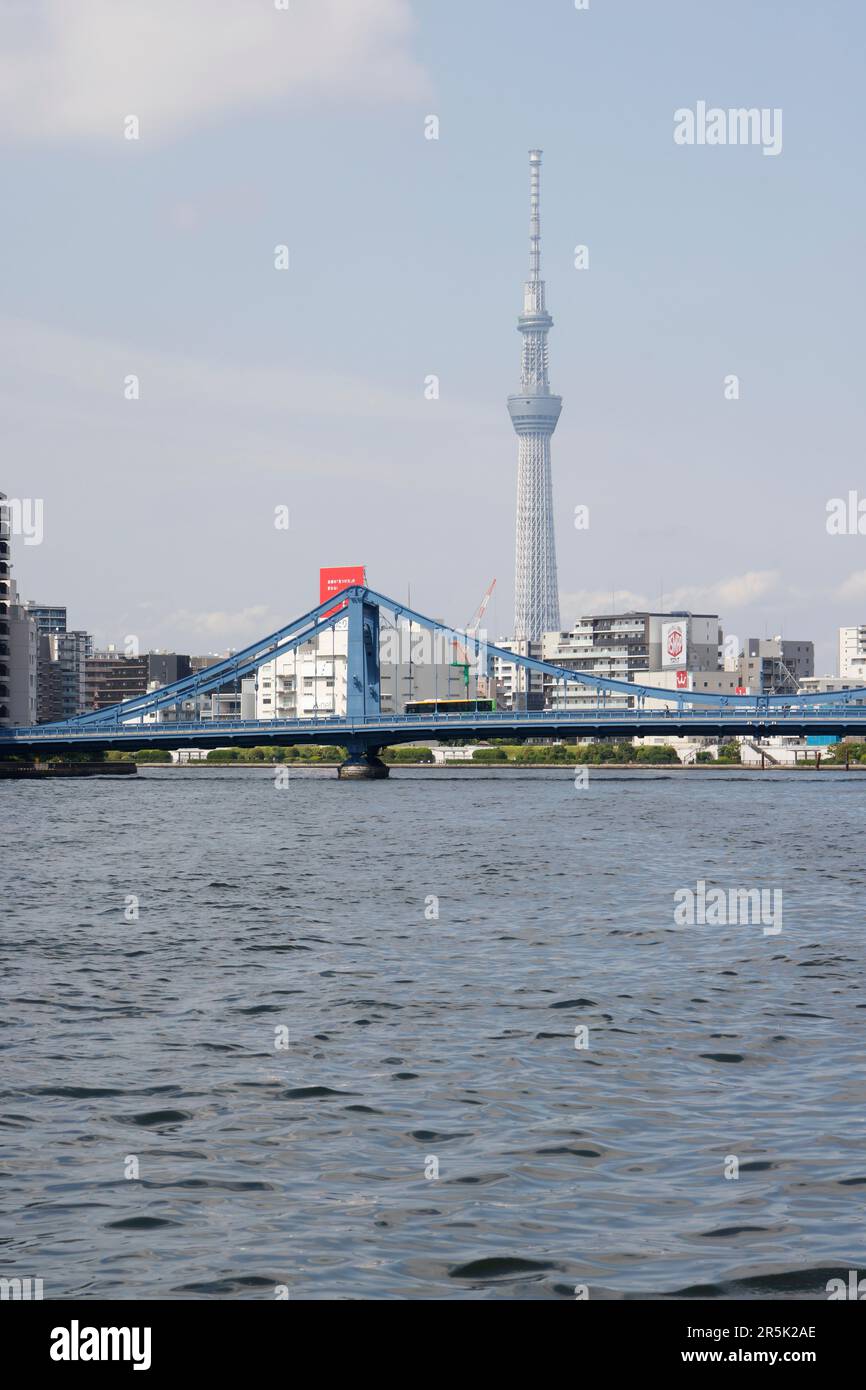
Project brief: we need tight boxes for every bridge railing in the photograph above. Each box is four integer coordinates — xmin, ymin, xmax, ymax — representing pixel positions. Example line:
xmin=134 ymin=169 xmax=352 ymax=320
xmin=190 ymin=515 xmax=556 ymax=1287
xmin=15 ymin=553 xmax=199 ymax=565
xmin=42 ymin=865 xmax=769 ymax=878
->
xmin=6 ymin=706 xmax=866 ymax=740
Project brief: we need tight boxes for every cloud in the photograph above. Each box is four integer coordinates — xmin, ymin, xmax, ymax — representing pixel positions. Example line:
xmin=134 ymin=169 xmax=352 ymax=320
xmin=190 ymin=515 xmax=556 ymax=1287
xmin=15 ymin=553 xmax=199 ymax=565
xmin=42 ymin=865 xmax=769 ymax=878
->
xmin=560 ymin=588 xmax=649 ymax=624
xmin=0 ymin=0 xmax=429 ymax=144
xmin=836 ymin=570 xmax=866 ymax=601
xmin=0 ymin=315 xmax=486 ymax=437
xmin=560 ymin=570 xmax=782 ymax=626
xmin=162 ymin=604 xmax=279 ymax=644
xmin=710 ymin=570 xmax=781 ymax=608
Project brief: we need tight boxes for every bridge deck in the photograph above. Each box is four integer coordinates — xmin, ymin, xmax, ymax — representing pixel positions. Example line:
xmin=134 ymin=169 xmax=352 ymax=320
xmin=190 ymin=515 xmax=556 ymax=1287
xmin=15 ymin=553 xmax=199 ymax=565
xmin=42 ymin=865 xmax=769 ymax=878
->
xmin=3 ymin=708 xmax=865 ymax=753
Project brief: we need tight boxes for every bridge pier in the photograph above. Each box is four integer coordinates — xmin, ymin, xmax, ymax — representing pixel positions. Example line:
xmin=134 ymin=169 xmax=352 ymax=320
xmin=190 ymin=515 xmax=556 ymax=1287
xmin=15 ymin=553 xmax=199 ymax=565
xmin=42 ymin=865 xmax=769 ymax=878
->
xmin=338 ymin=742 xmax=389 ymax=780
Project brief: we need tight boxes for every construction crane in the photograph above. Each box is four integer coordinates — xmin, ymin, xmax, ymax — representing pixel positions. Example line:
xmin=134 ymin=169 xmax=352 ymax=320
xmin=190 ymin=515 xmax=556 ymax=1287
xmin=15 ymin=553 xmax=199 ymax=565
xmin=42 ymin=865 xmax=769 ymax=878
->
xmin=451 ymin=579 xmax=497 ymax=694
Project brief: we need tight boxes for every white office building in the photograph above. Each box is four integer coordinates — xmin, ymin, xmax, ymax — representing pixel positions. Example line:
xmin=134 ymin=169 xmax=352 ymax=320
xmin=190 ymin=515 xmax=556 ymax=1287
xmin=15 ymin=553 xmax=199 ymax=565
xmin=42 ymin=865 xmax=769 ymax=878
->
xmin=839 ymin=626 xmax=866 ymax=682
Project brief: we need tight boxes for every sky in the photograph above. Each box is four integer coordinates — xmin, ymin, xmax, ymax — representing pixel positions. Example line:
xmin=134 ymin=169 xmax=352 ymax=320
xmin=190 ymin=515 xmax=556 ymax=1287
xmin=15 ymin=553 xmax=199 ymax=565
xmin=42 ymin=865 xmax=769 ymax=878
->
xmin=2 ymin=0 xmax=865 ymax=672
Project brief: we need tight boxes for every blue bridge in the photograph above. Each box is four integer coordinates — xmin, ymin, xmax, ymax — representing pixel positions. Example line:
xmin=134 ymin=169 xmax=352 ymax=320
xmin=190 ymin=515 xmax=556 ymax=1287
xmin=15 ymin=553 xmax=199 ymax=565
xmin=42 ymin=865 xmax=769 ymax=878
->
xmin=2 ymin=587 xmax=865 ymax=775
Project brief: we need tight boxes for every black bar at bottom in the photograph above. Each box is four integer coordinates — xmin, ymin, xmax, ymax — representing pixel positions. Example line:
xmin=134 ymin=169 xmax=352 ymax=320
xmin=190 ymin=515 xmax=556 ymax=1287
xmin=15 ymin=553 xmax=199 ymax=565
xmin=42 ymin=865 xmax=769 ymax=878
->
xmin=8 ymin=1294 xmax=862 ymax=1375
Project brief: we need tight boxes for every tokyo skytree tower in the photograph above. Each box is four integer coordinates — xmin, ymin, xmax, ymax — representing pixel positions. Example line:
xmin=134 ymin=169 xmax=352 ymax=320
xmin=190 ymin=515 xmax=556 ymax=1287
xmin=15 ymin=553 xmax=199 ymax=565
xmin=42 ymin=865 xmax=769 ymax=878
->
xmin=508 ymin=149 xmax=562 ymax=640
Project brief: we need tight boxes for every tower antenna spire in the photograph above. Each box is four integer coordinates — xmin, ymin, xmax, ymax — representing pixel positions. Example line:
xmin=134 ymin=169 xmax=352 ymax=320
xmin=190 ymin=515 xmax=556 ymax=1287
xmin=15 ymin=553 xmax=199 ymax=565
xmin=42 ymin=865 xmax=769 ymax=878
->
xmin=529 ymin=147 xmax=542 ymax=282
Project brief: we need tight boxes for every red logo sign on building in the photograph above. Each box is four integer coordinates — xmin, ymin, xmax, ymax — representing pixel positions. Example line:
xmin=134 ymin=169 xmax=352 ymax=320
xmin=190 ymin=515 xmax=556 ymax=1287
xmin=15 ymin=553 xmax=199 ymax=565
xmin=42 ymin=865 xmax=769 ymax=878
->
xmin=666 ymin=625 xmax=684 ymax=663
xmin=676 ymin=670 xmax=689 ymax=690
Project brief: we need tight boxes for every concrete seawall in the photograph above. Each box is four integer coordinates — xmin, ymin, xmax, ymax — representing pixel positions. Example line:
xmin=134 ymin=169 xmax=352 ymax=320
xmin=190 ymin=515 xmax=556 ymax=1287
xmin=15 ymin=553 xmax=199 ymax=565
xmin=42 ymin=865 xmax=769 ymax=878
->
xmin=0 ymin=762 xmax=139 ymax=779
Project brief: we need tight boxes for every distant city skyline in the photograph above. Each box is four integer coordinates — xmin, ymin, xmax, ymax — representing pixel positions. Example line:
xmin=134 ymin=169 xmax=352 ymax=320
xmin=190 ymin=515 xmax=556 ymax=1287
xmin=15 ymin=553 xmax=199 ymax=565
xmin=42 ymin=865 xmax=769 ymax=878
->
xmin=3 ymin=1 xmax=866 ymax=674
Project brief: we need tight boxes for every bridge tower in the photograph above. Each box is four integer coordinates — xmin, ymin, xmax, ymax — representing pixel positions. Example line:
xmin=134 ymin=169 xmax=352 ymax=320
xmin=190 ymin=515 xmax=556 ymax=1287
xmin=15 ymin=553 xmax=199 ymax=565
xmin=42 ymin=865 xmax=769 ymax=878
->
xmin=340 ymin=590 xmax=388 ymax=778
xmin=508 ymin=149 xmax=562 ymax=641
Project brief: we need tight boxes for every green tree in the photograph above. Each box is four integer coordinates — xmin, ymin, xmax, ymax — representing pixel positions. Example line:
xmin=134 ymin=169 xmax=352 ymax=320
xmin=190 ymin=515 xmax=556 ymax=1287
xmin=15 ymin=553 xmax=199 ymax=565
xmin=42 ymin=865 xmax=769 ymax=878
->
xmin=634 ymin=744 xmax=678 ymax=763
xmin=383 ymin=746 xmax=434 ymax=763
xmin=472 ymin=747 xmax=509 ymax=762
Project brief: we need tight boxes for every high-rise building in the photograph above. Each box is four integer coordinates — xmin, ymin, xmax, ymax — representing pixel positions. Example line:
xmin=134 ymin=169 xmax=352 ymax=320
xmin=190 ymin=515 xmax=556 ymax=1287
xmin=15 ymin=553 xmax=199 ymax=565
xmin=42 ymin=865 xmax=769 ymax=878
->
xmin=26 ymin=604 xmax=72 ymax=722
xmin=49 ymin=630 xmax=93 ymax=718
xmin=539 ymin=611 xmax=723 ymax=709
xmin=491 ymin=639 xmax=545 ymax=712
xmin=0 ymin=494 xmax=11 ymax=727
xmin=85 ymin=653 xmax=148 ymax=711
xmin=7 ymin=582 xmax=38 ymax=726
xmin=839 ymin=625 xmax=866 ymax=682
xmin=24 ymin=606 xmax=92 ymax=722
xmin=26 ymin=604 xmax=67 ymax=642
xmin=783 ymin=641 xmax=814 ymax=683
xmin=0 ymin=498 xmax=40 ymax=727
xmin=737 ymin=637 xmax=814 ymax=695
xmin=147 ymin=653 xmax=191 ymax=687
xmin=508 ymin=150 xmax=562 ymax=641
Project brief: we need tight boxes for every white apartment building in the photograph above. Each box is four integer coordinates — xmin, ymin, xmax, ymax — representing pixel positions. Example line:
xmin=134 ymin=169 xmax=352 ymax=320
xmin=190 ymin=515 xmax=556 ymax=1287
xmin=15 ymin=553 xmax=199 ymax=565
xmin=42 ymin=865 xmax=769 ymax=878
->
xmin=839 ymin=626 xmax=866 ymax=682
xmin=254 ymin=618 xmax=475 ymax=721
xmin=140 ymin=678 xmax=257 ymax=724
xmin=799 ymin=675 xmax=862 ymax=696
xmin=7 ymin=579 xmax=38 ymax=726
xmin=491 ymin=639 xmax=544 ymax=710
xmin=256 ymin=622 xmax=348 ymax=720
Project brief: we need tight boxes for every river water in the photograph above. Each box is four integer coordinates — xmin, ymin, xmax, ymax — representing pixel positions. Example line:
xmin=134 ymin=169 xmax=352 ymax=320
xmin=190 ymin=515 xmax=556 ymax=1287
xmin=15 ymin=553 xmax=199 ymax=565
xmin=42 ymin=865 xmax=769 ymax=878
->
xmin=2 ymin=767 xmax=865 ymax=1300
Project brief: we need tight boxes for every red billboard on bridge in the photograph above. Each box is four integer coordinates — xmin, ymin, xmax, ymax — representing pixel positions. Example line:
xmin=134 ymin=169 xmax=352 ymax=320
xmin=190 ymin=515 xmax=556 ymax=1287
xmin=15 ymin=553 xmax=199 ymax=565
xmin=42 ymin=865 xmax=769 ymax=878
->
xmin=320 ymin=566 xmax=367 ymax=620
